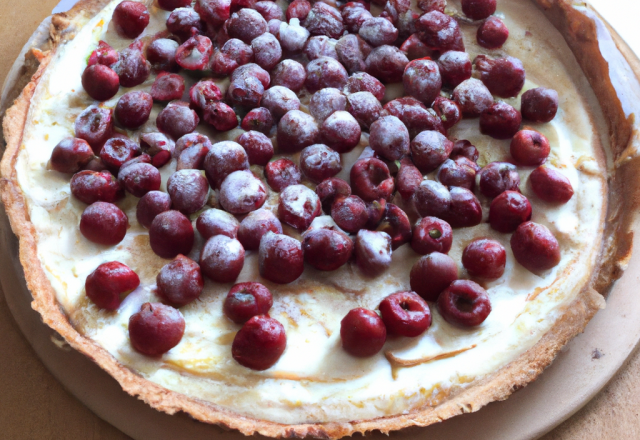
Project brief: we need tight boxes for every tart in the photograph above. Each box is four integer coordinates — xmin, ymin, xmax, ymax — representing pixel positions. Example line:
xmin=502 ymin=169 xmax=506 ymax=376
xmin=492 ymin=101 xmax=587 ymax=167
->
xmin=1 ymin=0 xmax=638 ymax=437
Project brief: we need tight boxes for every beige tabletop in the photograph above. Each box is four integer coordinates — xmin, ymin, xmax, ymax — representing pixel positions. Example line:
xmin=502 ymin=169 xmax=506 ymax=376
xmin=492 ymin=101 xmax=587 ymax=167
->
xmin=1 ymin=1 xmax=640 ymax=439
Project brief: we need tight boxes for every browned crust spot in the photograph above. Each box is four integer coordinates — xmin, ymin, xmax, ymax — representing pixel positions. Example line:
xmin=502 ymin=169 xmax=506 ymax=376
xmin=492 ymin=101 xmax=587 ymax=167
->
xmin=0 ymin=0 xmax=637 ymax=438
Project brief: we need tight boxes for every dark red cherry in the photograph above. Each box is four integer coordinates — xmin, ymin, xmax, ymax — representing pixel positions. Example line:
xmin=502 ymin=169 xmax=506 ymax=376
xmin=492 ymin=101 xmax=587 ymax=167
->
xmin=232 ymin=315 xmax=286 ymax=370
xmin=80 ymin=202 xmax=128 ymax=246
xmin=355 ymin=230 xmax=392 ymax=277
xmin=200 ymin=235 xmax=245 ymax=283
xmin=149 ymin=210 xmax=194 ymax=259
xmin=376 ymin=204 xmax=412 ymax=250
xmin=115 ymin=91 xmax=153 ymax=129
xmin=85 ymin=261 xmax=140 ymax=310
xmin=462 ymin=238 xmax=506 ymax=280
xmin=460 ymin=0 xmax=496 ymax=20
xmin=259 ymin=232 xmax=304 ymax=284
xmin=278 ymin=184 xmax=322 ymax=231
xmin=176 ymin=35 xmax=213 ymax=70
xmin=316 ymin=177 xmax=352 ymax=213
xmin=477 ymin=16 xmax=509 ymax=49
xmin=129 ymin=303 xmax=185 ymax=356
xmin=219 ymin=170 xmax=268 ymax=214
xmin=478 ymin=162 xmax=521 ymax=198
xmin=510 ymin=129 xmax=550 ymax=166
xmin=411 ymin=216 xmax=452 ymax=255
xmin=350 ymin=157 xmax=394 ymax=202
xmin=529 ymin=166 xmax=574 ymax=204
xmin=340 ymin=308 xmax=386 ymax=357
xmin=331 ymin=195 xmax=368 ymax=233
xmin=437 ymin=280 xmax=491 ymax=327
xmin=118 ymin=162 xmax=161 ymax=197
xmin=379 ymin=291 xmax=431 ymax=337
xmin=156 ymin=101 xmax=200 ymax=140
xmin=237 ymin=209 xmax=283 ymax=251
xmin=265 ymin=158 xmax=302 ymax=192
xmin=302 ymin=227 xmax=353 ymax=271
xmin=368 ymin=116 xmax=410 ymax=161
xmin=510 ymin=221 xmax=561 ymax=273
xmin=136 ymin=191 xmax=172 ymax=228
xmin=521 ymin=87 xmax=559 ymax=123
xmin=151 ymin=72 xmax=185 ymax=102
xmin=112 ymin=1 xmax=150 ymax=39
xmin=71 ymin=170 xmax=123 ymax=204
xmin=299 ymin=144 xmax=342 ymax=183
xmin=156 ymin=255 xmax=204 ymax=307
xmin=489 ymin=190 xmax=532 ymax=233
xmin=196 ymin=209 xmax=240 ymax=240
xmin=410 ymin=252 xmax=457 ymax=302
xmin=81 ymin=65 xmax=120 ymax=101
xmin=74 ymin=106 xmax=113 ymax=153
xmin=224 ymin=282 xmax=273 ymax=324
xmin=50 ymin=138 xmax=94 ymax=174
xmin=479 ymin=102 xmax=522 ymax=140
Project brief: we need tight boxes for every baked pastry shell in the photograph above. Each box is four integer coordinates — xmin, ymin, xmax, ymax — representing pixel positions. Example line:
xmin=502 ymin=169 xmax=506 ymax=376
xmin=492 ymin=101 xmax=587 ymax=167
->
xmin=1 ymin=0 xmax=639 ymax=437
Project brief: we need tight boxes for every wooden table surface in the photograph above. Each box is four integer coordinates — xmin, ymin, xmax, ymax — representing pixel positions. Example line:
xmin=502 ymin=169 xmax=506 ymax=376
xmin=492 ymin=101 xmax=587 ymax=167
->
xmin=1 ymin=1 xmax=640 ymax=438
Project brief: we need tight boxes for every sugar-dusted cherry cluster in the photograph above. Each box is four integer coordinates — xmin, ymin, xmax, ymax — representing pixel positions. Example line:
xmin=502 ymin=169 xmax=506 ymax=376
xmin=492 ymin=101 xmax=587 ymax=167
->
xmin=48 ymin=0 xmax=572 ymax=368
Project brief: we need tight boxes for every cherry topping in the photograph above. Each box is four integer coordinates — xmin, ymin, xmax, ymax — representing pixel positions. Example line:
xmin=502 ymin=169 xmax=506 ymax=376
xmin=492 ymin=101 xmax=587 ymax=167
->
xmin=118 ymin=162 xmax=161 ymax=197
xmin=129 ymin=303 xmax=185 ymax=356
xmin=189 ymin=80 xmax=223 ymax=113
xmin=355 ymin=230 xmax=392 ymax=276
xmin=255 ymin=1 xmax=284 ymax=21
xmin=232 ymin=315 xmax=286 ymax=370
xmin=437 ymin=157 xmax=477 ymax=190
xmin=369 ymin=116 xmax=409 ymax=161
xmin=379 ymin=291 xmax=431 ymax=337
xmin=342 ymin=3 xmax=373 ymax=34
xmin=412 ymin=216 xmax=452 ymax=255
xmin=151 ymin=72 xmax=185 ymax=102
xmin=521 ymin=87 xmax=559 ymax=123
xmin=259 ymin=232 xmax=304 ymax=284
xmin=211 ymin=38 xmax=254 ymax=76
xmin=396 ymin=158 xmax=422 ymax=200
xmin=462 ymin=238 xmax=506 ymax=280
xmin=510 ymin=129 xmax=550 ymax=166
xmin=241 ymin=107 xmax=274 ymax=134
xmin=365 ymin=198 xmax=387 ymax=230
xmin=71 ymin=170 xmax=123 ymax=204
xmin=86 ymin=261 xmax=139 ymax=310
xmin=461 ymin=0 xmax=496 ymax=20
xmin=383 ymin=97 xmax=443 ymax=139
xmin=80 ymin=202 xmax=128 ymax=246
xmin=305 ymin=56 xmax=349 ymax=93
xmin=200 ymin=235 xmax=245 ymax=283
xmin=100 ymin=138 xmax=140 ymax=173
xmin=432 ymin=96 xmax=462 ymax=130
xmin=224 ymin=282 xmax=273 ymax=324
xmin=146 ymin=38 xmax=179 ymax=72
xmin=82 ymin=65 xmax=119 ymax=102
xmin=437 ymin=51 xmax=472 ymax=88
xmin=377 ymin=204 xmax=412 ymax=250
xmin=303 ymin=227 xmax=353 ymax=271
xmin=252 ymin=33 xmax=283 ymax=70
xmin=219 ymin=170 xmax=268 ymax=214
xmin=365 ymin=45 xmax=409 ymax=83
xmin=453 ymin=78 xmax=494 ymax=117
xmin=340 ymin=308 xmax=386 ymax=357
xmin=262 ymin=86 xmax=300 ymax=120
xmin=195 ymin=0 xmax=232 ymax=28
xmin=299 ymin=144 xmax=342 ymax=183
xmin=304 ymin=36 xmax=338 ymax=61
xmin=316 ymin=177 xmax=352 ymax=213
xmin=166 ymin=8 xmax=202 ymax=40
xmin=346 ymin=91 xmax=382 ymax=129
xmin=304 ymin=2 xmax=344 ymax=39
xmin=350 ymin=157 xmax=394 ymax=202
xmin=331 ymin=195 xmax=368 ymax=233
xmin=403 ymin=58 xmax=441 ymax=106
xmin=413 ymin=179 xmax=450 ymax=219
xmin=196 ymin=208 xmax=240 ymax=240
xmin=202 ymin=101 xmax=238 ymax=132
xmin=272 ymin=60 xmax=307 ymax=93
xmin=112 ymin=46 xmax=151 ymax=88
xmin=451 ymin=139 xmax=479 ymax=163
xmin=50 ymin=138 xmax=94 ymax=174
xmin=175 ymin=34 xmax=213 ymax=71
xmin=478 ymin=161 xmax=521 ymax=198
xmin=74 ymin=106 xmax=113 ymax=153
xmin=265 ymin=158 xmax=302 ymax=192
xmin=511 ymin=221 xmax=561 ymax=273
xmin=278 ymin=184 xmax=322 ymax=231
xmin=149 ymin=210 xmax=195 ymax=259
xmin=136 ymin=191 xmax=172 ymax=228
xmin=88 ymin=40 xmax=119 ymax=67
xmin=278 ymin=18 xmax=311 ymax=53
xmin=489 ymin=190 xmax=532 ymax=233
xmin=287 ymin=0 xmax=312 ymax=22
xmin=410 ymin=252 xmax=458 ymax=302
xmin=480 ymin=102 xmax=522 ymax=140
xmin=320 ymin=111 xmax=362 ymax=154
xmin=529 ymin=166 xmax=574 ymax=204
xmin=344 ymin=72 xmax=385 ymax=100
xmin=277 ymin=110 xmax=319 ymax=153
xmin=437 ymin=280 xmax=491 ymax=327
xmin=167 ymin=169 xmax=209 ymax=214
xmin=476 ymin=55 xmax=526 ymax=98
xmin=416 ymin=11 xmax=464 ymax=52
xmin=112 ymin=1 xmax=150 ymax=39
xmin=310 ymin=88 xmax=347 ymax=123
xmin=411 ymin=130 xmax=454 ymax=173
xmin=228 ymin=8 xmax=267 ymax=43
xmin=156 ymin=101 xmax=200 ymax=140
xmin=237 ymin=208 xmax=283 ymax=250
xmin=115 ymin=91 xmax=153 ymax=129
xmin=359 ymin=17 xmax=398 ymax=47
xmin=156 ymin=255 xmax=204 ymax=307
xmin=477 ymin=16 xmax=509 ymax=49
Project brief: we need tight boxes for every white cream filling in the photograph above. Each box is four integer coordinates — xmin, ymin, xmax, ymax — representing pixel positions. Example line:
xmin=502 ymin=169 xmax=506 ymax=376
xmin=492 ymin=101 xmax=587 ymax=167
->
xmin=14 ymin=0 xmax=608 ymax=425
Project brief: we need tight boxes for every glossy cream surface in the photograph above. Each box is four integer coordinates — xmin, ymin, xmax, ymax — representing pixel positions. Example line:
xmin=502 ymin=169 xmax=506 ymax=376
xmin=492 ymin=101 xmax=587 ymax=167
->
xmin=15 ymin=0 xmax=608 ymax=424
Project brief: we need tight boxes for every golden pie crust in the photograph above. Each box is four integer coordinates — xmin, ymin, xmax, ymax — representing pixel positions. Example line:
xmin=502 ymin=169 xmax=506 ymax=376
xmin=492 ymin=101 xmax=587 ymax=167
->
xmin=1 ymin=0 xmax=639 ymax=437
